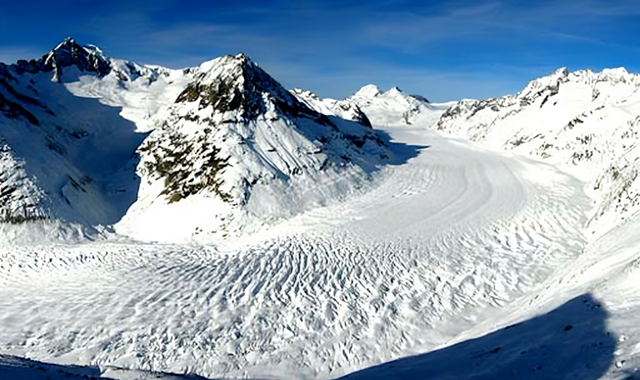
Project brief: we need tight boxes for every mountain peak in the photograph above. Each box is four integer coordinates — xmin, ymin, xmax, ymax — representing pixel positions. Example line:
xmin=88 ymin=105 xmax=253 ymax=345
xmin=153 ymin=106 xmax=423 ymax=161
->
xmin=553 ymin=67 xmax=569 ymax=77
xmin=53 ymin=37 xmax=78 ymax=51
xmin=177 ymin=53 xmax=312 ymax=120
xmin=43 ymin=38 xmax=111 ymax=81
xmin=234 ymin=52 xmax=249 ymax=62
xmin=353 ymin=84 xmax=381 ymax=99
xmin=386 ymin=86 xmax=403 ymax=96
xmin=597 ymin=67 xmax=634 ymax=84
xmin=10 ymin=38 xmax=112 ymax=80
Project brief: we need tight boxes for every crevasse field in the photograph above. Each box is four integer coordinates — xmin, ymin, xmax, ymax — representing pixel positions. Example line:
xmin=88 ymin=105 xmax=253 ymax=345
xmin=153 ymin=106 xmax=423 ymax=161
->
xmin=3 ymin=126 xmax=640 ymax=380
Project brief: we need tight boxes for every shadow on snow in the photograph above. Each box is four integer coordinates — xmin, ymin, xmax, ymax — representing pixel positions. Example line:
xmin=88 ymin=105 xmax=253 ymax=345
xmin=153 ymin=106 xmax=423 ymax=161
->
xmin=338 ymin=293 xmax=618 ymax=380
xmin=0 ymin=354 xmax=210 ymax=380
xmin=1 ymin=70 xmax=147 ymax=227
xmin=0 ymin=294 xmax=624 ymax=380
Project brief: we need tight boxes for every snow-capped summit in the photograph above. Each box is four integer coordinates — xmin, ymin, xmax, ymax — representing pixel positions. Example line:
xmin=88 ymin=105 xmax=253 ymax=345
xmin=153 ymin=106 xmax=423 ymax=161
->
xmin=347 ymin=84 xmax=451 ymax=127
xmin=176 ymin=53 xmax=315 ymax=121
xmin=11 ymin=37 xmax=112 ymax=82
xmin=594 ymin=67 xmax=634 ymax=85
xmin=353 ymin=84 xmax=382 ymax=98
xmin=434 ymin=66 xmax=640 ymax=237
xmin=385 ymin=86 xmax=403 ymax=97
xmin=512 ymin=67 xmax=569 ymax=102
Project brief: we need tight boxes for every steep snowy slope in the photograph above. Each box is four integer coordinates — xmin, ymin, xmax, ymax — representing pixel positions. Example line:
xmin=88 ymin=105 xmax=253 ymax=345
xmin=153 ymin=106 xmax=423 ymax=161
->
xmin=0 ymin=39 xmax=392 ymax=243
xmin=0 ymin=38 xmax=165 ymax=241
xmin=435 ymin=67 xmax=640 ymax=238
xmin=346 ymin=84 xmax=456 ymax=127
xmin=290 ymin=88 xmax=372 ymax=127
xmin=116 ymin=54 xmax=392 ymax=242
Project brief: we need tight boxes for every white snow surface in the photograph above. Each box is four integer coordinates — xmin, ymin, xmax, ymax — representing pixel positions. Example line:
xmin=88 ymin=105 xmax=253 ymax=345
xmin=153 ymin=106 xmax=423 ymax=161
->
xmin=1 ymin=124 xmax=640 ymax=379
xmin=1 ymin=43 xmax=640 ymax=380
xmin=347 ymin=84 xmax=456 ymax=128
xmin=433 ymin=67 xmax=640 ymax=240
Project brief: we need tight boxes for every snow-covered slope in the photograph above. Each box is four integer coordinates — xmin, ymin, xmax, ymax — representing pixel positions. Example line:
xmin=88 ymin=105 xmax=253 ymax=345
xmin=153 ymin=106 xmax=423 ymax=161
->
xmin=0 ymin=38 xmax=164 ymax=241
xmin=346 ymin=84 xmax=456 ymax=127
xmin=434 ymin=67 xmax=640 ymax=238
xmin=117 ymin=54 xmax=392 ymax=242
xmin=0 ymin=39 xmax=392 ymax=243
xmin=290 ymin=88 xmax=372 ymax=127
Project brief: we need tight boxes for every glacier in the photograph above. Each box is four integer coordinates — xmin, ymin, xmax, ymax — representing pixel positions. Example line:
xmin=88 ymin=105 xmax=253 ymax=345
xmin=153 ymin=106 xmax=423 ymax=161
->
xmin=0 ymin=39 xmax=639 ymax=380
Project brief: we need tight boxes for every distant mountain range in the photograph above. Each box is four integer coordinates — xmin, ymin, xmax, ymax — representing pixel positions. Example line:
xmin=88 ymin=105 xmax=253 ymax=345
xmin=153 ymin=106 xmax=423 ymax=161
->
xmin=0 ymin=38 xmax=398 ymax=243
xmin=434 ymin=66 xmax=640 ymax=238
xmin=1 ymin=38 xmax=638 ymax=242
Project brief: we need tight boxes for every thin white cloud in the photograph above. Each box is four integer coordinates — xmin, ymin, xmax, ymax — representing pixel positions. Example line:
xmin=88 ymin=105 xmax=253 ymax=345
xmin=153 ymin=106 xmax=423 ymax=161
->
xmin=3 ymin=0 xmax=632 ymax=101
xmin=354 ymin=0 xmax=638 ymax=51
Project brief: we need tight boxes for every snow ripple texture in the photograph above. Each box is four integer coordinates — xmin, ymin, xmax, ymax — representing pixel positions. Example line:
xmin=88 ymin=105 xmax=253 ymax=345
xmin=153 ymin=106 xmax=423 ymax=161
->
xmin=0 ymin=128 xmax=588 ymax=379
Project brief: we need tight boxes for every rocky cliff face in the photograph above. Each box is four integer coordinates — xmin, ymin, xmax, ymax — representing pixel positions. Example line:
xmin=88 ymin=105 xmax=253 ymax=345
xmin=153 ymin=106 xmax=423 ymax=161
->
xmin=12 ymin=37 xmax=111 ymax=81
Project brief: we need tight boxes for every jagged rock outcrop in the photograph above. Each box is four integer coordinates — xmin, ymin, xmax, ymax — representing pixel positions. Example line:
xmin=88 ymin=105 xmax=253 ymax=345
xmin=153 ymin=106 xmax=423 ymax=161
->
xmin=12 ymin=37 xmax=111 ymax=81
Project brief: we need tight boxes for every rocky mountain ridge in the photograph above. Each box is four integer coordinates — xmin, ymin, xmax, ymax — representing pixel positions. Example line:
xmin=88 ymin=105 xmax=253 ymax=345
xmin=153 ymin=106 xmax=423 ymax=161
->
xmin=0 ymin=39 xmax=394 ymax=243
xmin=433 ymin=66 xmax=640 ymax=237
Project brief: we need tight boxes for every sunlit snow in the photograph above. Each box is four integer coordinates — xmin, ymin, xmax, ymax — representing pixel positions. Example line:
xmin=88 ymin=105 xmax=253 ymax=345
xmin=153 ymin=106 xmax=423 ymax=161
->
xmin=1 ymin=41 xmax=640 ymax=380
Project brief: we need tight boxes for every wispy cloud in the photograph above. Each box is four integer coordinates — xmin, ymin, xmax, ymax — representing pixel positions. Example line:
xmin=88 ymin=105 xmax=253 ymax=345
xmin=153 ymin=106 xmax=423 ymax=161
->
xmin=0 ymin=0 xmax=637 ymax=101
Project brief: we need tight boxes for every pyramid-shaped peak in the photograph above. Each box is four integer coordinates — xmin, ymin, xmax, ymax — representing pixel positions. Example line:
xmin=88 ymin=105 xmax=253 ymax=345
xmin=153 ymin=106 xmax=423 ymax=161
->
xmin=178 ymin=54 xmax=313 ymax=120
xmin=198 ymin=53 xmax=257 ymax=75
xmin=45 ymin=37 xmax=86 ymax=64
xmin=53 ymin=37 xmax=80 ymax=50
xmin=39 ymin=37 xmax=111 ymax=80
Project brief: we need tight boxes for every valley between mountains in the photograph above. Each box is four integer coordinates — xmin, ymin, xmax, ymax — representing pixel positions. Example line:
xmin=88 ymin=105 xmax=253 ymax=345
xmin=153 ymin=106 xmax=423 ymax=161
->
xmin=0 ymin=39 xmax=640 ymax=380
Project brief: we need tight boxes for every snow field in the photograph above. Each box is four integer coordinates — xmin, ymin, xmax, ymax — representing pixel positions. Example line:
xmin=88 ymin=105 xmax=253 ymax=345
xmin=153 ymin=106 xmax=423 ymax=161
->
xmin=2 ymin=45 xmax=640 ymax=379
xmin=0 ymin=125 xmax=593 ymax=379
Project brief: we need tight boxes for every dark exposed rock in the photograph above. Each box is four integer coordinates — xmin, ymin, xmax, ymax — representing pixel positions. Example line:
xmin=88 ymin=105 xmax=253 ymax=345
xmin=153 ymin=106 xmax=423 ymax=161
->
xmin=12 ymin=37 xmax=111 ymax=81
xmin=140 ymin=122 xmax=231 ymax=204
xmin=0 ymin=91 xmax=39 ymax=125
xmin=176 ymin=54 xmax=319 ymax=121
xmin=409 ymin=94 xmax=430 ymax=103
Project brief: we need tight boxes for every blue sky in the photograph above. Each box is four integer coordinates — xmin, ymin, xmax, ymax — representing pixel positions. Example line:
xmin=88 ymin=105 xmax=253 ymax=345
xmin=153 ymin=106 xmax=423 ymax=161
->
xmin=0 ymin=0 xmax=638 ymax=102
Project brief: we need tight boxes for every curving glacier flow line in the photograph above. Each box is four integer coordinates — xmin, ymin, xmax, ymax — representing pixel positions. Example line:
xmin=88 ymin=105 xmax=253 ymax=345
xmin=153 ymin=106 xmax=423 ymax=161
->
xmin=0 ymin=126 xmax=590 ymax=379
